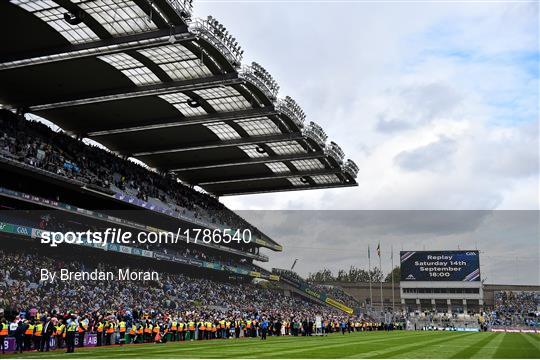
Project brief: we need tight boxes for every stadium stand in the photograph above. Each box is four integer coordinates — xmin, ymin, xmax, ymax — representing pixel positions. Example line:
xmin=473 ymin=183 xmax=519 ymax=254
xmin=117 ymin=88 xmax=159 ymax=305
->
xmin=0 ymin=0 xmax=366 ymax=354
xmin=488 ymin=291 xmax=539 ymax=328
xmin=0 ymin=110 xmax=272 ymax=244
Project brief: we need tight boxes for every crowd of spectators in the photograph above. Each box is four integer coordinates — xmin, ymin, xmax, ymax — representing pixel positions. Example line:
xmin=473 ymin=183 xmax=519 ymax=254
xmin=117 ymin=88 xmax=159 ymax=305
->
xmin=487 ymin=291 xmax=540 ymax=327
xmin=0 ymin=111 xmax=269 ymax=240
xmin=0 ymin=246 xmax=362 ymax=339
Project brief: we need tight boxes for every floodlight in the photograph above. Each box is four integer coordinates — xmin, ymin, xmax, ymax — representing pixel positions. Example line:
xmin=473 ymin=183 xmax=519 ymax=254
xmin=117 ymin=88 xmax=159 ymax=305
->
xmin=64 ymin=11 xmax=83 ymax=25
xmin=187 ymin=99 xmax=201 ymax=108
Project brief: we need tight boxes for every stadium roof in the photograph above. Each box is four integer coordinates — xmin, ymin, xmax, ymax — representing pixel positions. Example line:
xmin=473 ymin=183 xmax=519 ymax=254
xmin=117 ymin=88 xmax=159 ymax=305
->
xmin=0 ymin=0 xmax=359 ymax=196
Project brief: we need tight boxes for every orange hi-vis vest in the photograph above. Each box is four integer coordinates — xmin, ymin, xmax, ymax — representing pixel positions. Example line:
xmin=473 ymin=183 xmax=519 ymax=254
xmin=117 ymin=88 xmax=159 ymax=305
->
xmin=188 ymin=322 xmax=195 ymax=331
xmin=137 ymin=326 xmax=143 ymax=335
xmin=77 ymin=323 xmax=86 ymax=333
xmin=119 ymin=321 xmax=126 ymax=332
xmin=153 ymin=325 xmax=160 ymax=334
xmin=97 ymin=323 xmax=104 ymax=333
xmin=0 ymin=323 xmax=8 ymax=336
xmin=25 ymin=324 xmax=34 ymax=335
xmin=106 ymin=323 xmax=115 ymax=334
xmin=199 ymin=322 xmax=205 ymax=331
xmin=34 ymin=324 xmax=43 ymax=336
xmin=178 ymin=322 xmax=184 ymax=331
xmin=129 ymin=325 xmax=136 ymax=335
xmin=171 ymin=321 xmax=177 ymax=331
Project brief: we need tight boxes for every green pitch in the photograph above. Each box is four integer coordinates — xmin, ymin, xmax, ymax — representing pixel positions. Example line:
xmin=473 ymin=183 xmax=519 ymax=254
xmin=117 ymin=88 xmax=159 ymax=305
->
xmin=12 ymin=331 xmax=540 ymax=358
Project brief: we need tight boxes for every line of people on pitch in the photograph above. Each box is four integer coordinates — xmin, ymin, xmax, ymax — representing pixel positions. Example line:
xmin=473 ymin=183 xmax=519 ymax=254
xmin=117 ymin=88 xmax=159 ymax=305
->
xmin=0 ymin=315 xmax=80 ymax=354
xmin=94 ymin=318 xmax=279 ymax=345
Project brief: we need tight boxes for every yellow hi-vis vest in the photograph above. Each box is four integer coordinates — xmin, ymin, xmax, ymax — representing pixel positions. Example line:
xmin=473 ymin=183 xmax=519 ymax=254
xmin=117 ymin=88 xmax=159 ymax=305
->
xmin=67 ymin=322 xmax=77 ymax=332
xmin=25 ymin=324 xmax=34 ymax=335
xmin=34 ymin=324 xmax=43 ymax=336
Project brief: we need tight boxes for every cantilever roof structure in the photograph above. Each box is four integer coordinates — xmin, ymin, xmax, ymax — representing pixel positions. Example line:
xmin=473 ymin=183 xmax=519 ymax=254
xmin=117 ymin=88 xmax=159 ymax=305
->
xmin=0 ymin=0 xmax=359 ymax=196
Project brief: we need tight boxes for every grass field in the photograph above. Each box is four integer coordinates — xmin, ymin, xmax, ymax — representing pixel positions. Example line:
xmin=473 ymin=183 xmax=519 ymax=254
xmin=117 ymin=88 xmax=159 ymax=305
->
xmin=9 ymin=331 xmax=540 ymax=358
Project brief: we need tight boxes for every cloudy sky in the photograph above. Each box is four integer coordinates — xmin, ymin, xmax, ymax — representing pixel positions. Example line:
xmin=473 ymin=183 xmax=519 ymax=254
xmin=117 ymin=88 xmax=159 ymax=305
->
xmin=192 ymin=1 xmax=539 ymax=211
xmin=192 ymin=1 xmax=539 ymax=284
xmin=236 ymin=210 xmax=539 ymax=285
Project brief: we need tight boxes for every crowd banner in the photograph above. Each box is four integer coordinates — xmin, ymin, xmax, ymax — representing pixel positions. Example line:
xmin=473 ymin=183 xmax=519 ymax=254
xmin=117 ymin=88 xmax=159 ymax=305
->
xmin=274 ymin=269 xmax=353 ymax=314
xmin=76 ymin=333 xmax=97 ymax=347
xmin=4 ymin=337 xmax=16 ymax=352
xmin=3 ymin=334 xmax=97 ymax=352
xmin=325 ymin=297 xmax=354 ymax=314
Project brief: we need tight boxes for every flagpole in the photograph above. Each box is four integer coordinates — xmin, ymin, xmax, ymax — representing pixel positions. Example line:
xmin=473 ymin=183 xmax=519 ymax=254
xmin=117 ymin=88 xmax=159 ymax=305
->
xmin=391 ymin=245 xmax=395 ymax=314
xmin=368 ymin=245 xmax=373 ymax=312
xmin=379 ymin=243 xmax=383 ymax=315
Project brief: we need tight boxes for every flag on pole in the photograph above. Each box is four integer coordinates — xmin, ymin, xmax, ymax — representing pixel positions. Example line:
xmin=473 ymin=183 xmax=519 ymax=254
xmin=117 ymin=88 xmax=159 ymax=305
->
xmin=377 ymin=243 xmax=381 ymax=257
xmin=368 ymin=245 xmax=371 ymax=260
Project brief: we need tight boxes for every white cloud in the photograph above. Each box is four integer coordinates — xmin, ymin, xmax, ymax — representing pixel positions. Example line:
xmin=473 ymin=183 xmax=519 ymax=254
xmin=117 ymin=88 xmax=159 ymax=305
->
xmin=197 ymin=1 xmax=539 ymax=211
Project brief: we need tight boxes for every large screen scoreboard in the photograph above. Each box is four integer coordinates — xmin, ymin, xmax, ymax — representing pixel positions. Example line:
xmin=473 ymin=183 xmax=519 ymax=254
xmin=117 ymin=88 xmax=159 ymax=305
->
xmin=400 ymin=250 xmax=480 ymax=282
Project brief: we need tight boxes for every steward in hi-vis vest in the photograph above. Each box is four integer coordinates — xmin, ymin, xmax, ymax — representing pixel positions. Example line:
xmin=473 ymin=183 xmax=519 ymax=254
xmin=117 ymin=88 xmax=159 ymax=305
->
xmin=170 ymin=320 xmax=178 ymax=341
xmin=95 ymin=321 xmax=103 ymax=347
xmin=56 ymin=321 xmax=66 ymax=349
xmin=136 ymin=324 xmax=144 ymax=343
xmin=152 ymin=323 xmax=160 ymax=342
xmin=65 ymin=318 xmax=78 ymax=353
xmin=144 ymin=322 xmax=152 ymax=343
xmin=178 ymin=321 xmax=185 ymax=341
xmin=188 ymin=320 xmax=195 ymax=341
xmin=77 ymin=320 xmax=86 ymax=348
xmin=105 ymin=321 xmax=115 ymax=346
xmin=0 ymin=318 xmax=8 ymax=354
xmin=129 ymin=324 xmax=137 ymax=344
xmin=33 ymin=322 xmax=43 ymax=351
xmin=118 ymin=320 xmax=126 ymax=345
xmin=24 ymin=321 xmax=34 ymax=351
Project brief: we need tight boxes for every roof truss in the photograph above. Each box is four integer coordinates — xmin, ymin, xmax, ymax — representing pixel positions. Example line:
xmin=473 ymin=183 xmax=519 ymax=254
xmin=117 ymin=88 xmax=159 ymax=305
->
xmin=26 ymin=74 xmax=242 ymax=111
xmin=172 ymin=150 xmax=326 ymax=172
xmin=130 ymin=133 xmax=304 ymax=156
